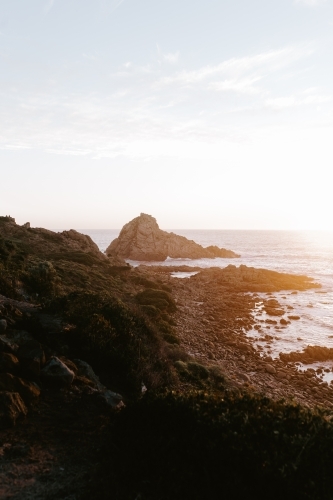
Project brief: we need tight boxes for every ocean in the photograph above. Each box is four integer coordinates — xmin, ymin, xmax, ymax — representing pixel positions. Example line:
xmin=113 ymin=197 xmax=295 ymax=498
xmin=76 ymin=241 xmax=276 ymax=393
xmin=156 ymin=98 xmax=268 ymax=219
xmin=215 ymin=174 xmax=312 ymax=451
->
xmin=76 ymin=229 xmax=333 ymax=378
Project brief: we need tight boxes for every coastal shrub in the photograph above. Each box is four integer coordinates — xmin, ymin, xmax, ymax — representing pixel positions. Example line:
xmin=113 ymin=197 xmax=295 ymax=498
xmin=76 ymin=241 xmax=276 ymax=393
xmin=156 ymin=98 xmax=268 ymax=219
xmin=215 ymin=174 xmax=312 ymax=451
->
xmin=0 ymin=264 xmax=20 ymax=299
xmin=140 ymin=305 xmax=159 ymax=317
xmin=173 ymin=361 xmax=226 ymax=390
xmin=52 ymin=291 xmax=175 ymax=394
xmin=86 ymin=391 xmax=333 ymax=500
xmin=132 ymin=276 xmax=172 ymax=293
xmin=0 ymin=237 xmax=28 ymax=299
xmin=162 ymin=332 xmax=180 ymax=345
xmin=24 ymin=260 xmax=61 ymax=298
xmin=0 ymin=236 xmax=27 ymax=270
xmin=160 ymin=312 xmax=176 ymax=325
xmin=136 ymin=289 xmax=177 ymax=313
xmin=47 ymin=251 xmax=101 ymax=267
xmin=165 ymin=346 xmax=190 ymax=362
xmin=132 ymin=276 xmax=161 ymax=289
xmin=187 ymin=361 xmax=210 ymax=380
xmin=174 ymin=360 xmax=210 ymax=383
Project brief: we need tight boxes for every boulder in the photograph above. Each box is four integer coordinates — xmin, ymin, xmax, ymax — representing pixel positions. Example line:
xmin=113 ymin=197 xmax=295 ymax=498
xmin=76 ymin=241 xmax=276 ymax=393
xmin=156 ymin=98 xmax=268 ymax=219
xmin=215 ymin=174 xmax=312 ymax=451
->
xmin=73 ymin=359 xmax=104 ymax=390
xmin=0 ymin=391 xmax=27 ymax=428
xmin=0 ymin=353 xmax=20 ymax=374
xmin=17 ymin=340 xmax=46 ymax=377
xmin=0 ymin=319 xmax=7 ymax=333
xmin=97 ymin=390 xmax=125 ymax=409
xmin=58 ymin=356 xmax=78 ymax=375
xmin=106 ymin=213 xmax=239 ymax=261
xmin=41 ymin=357 xmax=75 ymax=386
xmin=265 ymin=364 xmax=276 ymax=375
xmin=0 ymin=373 xmax=40 ymax=404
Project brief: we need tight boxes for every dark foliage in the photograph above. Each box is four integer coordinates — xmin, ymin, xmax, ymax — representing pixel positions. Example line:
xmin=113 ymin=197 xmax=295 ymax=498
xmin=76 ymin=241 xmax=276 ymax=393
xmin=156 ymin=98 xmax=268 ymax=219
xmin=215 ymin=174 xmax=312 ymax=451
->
xmin=49 ymin=292 xmax=176 ymax=395
xmin=132 ymin=275 xmax=172 ymax=293
xmin=23 ymin=260 xmax=61 ymax=298
xmin=136 ymin=289 xmax=177 ymax=313
xmin=87 ymin=391 xmax=333 ymax=500
xmin=0 ymin=236 xmax=28 ymax=298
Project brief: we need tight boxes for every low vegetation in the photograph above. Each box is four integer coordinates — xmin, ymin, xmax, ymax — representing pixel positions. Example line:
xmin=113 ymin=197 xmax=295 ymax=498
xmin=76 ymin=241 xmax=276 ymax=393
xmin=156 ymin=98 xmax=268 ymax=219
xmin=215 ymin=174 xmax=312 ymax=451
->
xmin=87 ymin=390 xmax=333 ymax=500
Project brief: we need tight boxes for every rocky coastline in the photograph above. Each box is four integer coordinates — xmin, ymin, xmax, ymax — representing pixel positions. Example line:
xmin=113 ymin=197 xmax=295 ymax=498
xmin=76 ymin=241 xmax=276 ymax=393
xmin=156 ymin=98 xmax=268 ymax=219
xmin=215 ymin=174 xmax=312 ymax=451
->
xmin=1 ymin=215 xmax=333 ymax=499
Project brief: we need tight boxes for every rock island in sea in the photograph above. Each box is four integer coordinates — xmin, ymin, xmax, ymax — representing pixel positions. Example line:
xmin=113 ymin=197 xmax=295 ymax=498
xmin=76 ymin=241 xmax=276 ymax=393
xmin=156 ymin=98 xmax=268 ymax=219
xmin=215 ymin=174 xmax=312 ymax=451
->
xmin=106 ymin=212 xmax=240 ymax=260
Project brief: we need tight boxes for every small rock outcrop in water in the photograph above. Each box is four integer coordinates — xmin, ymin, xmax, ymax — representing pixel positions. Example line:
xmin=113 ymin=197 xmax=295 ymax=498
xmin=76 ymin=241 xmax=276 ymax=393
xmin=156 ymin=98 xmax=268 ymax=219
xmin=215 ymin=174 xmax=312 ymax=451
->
xmin=106 ymin=213 xmax=240 ymax=261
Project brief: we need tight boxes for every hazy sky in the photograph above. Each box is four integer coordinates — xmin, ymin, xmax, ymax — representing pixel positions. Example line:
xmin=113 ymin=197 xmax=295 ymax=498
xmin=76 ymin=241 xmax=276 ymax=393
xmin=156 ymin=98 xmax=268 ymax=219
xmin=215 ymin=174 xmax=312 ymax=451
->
xmin=1 ymin=0 xmax=333 ymax=229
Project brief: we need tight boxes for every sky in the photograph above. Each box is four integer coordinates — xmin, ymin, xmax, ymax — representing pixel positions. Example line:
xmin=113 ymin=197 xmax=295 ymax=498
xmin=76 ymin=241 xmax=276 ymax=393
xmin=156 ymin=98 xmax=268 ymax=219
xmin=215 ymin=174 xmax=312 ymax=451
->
xmin=1 ymin=0 xmax=333 ymax=230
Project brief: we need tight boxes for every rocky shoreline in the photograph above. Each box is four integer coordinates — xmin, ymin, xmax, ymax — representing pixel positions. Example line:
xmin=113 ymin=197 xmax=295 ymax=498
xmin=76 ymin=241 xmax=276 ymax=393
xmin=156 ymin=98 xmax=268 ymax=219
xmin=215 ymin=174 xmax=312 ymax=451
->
xmin=139 ymin=265 xmax=332 ymax=409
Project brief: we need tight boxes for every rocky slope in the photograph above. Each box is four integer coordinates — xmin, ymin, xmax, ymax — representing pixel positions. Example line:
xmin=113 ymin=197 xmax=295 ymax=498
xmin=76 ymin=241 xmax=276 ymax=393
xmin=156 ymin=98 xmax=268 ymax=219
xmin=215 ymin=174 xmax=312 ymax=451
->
xmin=106 ymin=213 xmax=240 ymax=261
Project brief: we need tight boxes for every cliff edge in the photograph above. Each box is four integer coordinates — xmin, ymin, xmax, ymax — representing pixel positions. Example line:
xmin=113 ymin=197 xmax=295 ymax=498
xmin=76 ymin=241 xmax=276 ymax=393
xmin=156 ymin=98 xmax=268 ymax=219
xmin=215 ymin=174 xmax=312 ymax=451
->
xmin=106 ymin=213 xmax=240 ymax=261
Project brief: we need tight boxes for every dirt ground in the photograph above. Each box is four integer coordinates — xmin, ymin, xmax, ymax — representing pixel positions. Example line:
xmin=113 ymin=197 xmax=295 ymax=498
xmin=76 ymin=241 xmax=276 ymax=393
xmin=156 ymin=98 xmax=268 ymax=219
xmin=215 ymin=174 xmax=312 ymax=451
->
xmin=0 ymin=386 xmax=113 ymax=500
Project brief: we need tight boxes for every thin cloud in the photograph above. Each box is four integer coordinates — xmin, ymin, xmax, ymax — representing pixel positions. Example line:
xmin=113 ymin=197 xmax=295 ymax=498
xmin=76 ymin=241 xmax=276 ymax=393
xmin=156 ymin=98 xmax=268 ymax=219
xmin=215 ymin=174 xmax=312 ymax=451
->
xmin=209 ymin=77 xmax=263 ymax=95
xmin=100 ymin=0 xmax=125 ymax=15
xmin=265 ymin=92 xmax=331 ymax=109
xmin=44 ymin=0 xmax=55 ymax=14
xmin=294 ymin=0 xmax=327 ymax=6
xmin=163 ymin=51 xmax=180 ymax=64
xmin=157 ymin=45 xmax=313 ymax=87
xmin=0 ymin=43 xmax=329 ymax=161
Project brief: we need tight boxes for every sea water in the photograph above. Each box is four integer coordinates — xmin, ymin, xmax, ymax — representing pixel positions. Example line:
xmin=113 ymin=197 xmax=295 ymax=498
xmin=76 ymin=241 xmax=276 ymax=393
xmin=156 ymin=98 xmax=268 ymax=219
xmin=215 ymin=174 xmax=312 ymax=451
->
xmin=75 ymin=229 xmax=333 ymax=370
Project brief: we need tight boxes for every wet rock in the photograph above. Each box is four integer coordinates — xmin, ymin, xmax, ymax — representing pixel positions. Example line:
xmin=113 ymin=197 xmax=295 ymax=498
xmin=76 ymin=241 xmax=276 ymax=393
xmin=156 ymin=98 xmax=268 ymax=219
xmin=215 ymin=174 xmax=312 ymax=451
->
xmin=265 ymin=364 xmax=276 ymax=375
xmin=17 ymin=340 xmax=46 ymax=377
xmin=0 ymin=353 xmax=20 ymax=374
xmin=0 ymin=391 xmax=27 ymax=428
xmin=280 ymin=345 xmax=333 ymax=363
xmin=0 ymin=373 xmax=40 ymax=404
xmin=265 ymin=308 xmax=285 ymax=317
xmin=41 ymin=357 xmax=75 ymax=386
xmin=280 ymin=318 xmax=290 ymax=325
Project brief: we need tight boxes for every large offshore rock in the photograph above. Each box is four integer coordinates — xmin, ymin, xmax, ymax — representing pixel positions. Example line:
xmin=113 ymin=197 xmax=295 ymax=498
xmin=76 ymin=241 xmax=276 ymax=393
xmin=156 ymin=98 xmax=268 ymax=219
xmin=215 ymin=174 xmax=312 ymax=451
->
xmin=0 ymin=391 xmax=27 ymax=428
xmin=106 ymin=213 xmax=239 ymax=261
xmin=41 ymin=357 xmax=75 ymax=386
xmin=0 ymin=373 xmax=40 ymax=405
